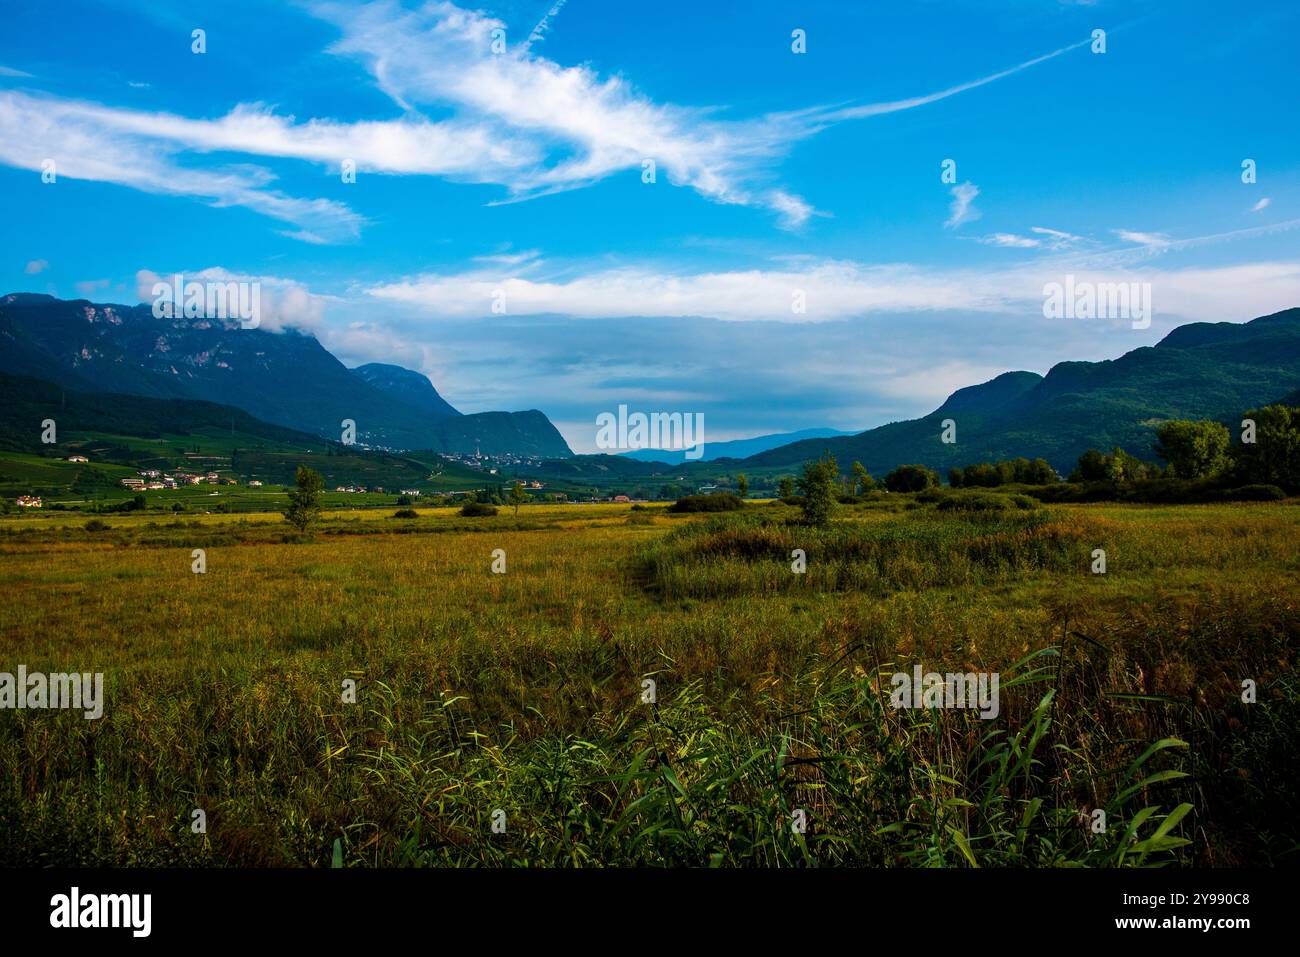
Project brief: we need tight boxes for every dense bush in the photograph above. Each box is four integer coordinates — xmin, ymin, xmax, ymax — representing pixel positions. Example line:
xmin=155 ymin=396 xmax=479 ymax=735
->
xmin=393 ymin=508 xmax=419 ymax=518
xmin=1220 ymin=484 xmax=1287 ymax=502
xmin=1235 ymin=404 xmax=1300 ymax=492
xmin=949 ymin=457 xmax=1057 ymax=487
xmin=640 ymin=508 xmax=1085 ymax=599
xmin=460 ymin=501 xmax=499 ymax=517
xmin=884 ymin=463 xmax=940 ymax=492
xmin=668 ymin=492 xmax=744 ymax=513
xmin=936 ymin=491 xmax=1039 ymax=511
xmin=1028 ymin=478 xmax=1291 ymax=505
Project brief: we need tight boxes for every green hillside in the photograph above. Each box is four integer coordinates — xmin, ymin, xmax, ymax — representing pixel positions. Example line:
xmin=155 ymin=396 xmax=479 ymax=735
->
xmin=744 ymin=307 xmax=1300 ymax=474
xmin=0 ymin=372 xmax=490 ymax=505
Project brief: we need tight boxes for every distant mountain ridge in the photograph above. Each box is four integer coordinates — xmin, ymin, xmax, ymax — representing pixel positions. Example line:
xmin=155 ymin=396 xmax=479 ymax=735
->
xmin=743 ymin=307 xmax=1300 ymax=474
xmin=350 ymin=362 xmax=461 ymax=419
xmin=622 ymin=427 xmax=857 ymax=464
xmin=0 ymin=293 xmax=571 ymax=457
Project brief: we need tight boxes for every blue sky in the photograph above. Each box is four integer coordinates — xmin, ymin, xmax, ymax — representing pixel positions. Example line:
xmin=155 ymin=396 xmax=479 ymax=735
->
xmin=2 ymin=0 xmax=1298 ymax=451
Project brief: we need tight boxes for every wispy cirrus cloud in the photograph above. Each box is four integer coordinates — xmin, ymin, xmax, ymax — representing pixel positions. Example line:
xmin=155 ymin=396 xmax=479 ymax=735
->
xmin=1114 ymin=229 xmax=1171 ymax=248
xmin=0 ymin=91 xmax=366 ymax=244
xmin=0 ymin=1 xmax=1093 ymax=237
xmin=979 ymin=226 xmax=1088 ymax=250
xmin=523 ymin=0 xmax=568 ymax=50
xmin=313 ymin=2 xmax=1090 ymax=229
xmin=945 ymin=182 xmax=980 ymax=228
xmin=980 ymin=232 xmax=1039 ymax=248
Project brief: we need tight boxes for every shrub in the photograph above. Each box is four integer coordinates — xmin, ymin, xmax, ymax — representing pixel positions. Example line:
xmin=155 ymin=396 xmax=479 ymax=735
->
xmin=393 ymin=508 xmax=419 ymax=518
xmin=460 ymin=502 xmax=498 ymax=517
xmin=668 ymin=493 xmax=743 ymax=513
xmin=884 ymin=464 xmax=940 ymax=493
xmin=84 ymin=519 xmax=109 ymax=532
xmin=1220 ymin=484 xmax=1287 ymax=502
xmin=937 ymin=492 xmax=1012 ymax=512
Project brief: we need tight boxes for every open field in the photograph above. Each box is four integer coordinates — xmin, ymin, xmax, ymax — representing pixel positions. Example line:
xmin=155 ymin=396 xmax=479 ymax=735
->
xmin=1 ymin=499 xmax=1297 ymax=866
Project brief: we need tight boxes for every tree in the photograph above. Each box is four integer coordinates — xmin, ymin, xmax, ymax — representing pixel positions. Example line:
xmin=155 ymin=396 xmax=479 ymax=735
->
xmin=1105 ymin=446 xmax=1154 ymax=483
xmin=948 ymin=467 xmax=965 ymax=488
xmin=1025 ymin=458 xmax=1058 ymax=485
xmin=1155 ymin=419 xmax=1231 ymax=480
xmin=1070 ymin=446 xmax=1155 ymax=484
xmin=1071 ymin=449 xmax=1109 ymax=483
xmin=736 ymin=473 xmax=749 ymax=498
xmin=508 ymin=480 xmax=529 ymax=517
xmin=884 ymin=464 xmax=940 ymax=493
xmin=778 ymin=476 xmax=795 ymax=499
xmin=284 ymin=465 xmax=323 ymax=532
xmin=851 ymin=461 xmax=876 ymax=494
xmin=796 ymin=453 xmax=839 ymax=526
xmin=1234 ymin=404 xmax=1300 ymax=491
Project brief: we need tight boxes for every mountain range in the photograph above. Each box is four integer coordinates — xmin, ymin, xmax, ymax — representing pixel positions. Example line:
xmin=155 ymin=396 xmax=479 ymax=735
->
xmin=3 ymin=293 xmax=1299 ymax=479
xmin=621 ymin=427 xmax=857 ymax=464
xmin=0 ymin=294 xmax=572 ymax=458
xmin=742 ymin=307 xmax=1300 ymax=475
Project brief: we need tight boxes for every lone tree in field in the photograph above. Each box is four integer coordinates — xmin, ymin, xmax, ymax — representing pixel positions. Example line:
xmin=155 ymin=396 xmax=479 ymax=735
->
xmin=797 ymin=452 xmax=839 ymax=526
xmin=284 ymin=465 xmax=323 ymax=532
xmin=736 ymin=473 xmax=749 ymax=497
xmin=508 ymin=480 xmax=530 ymax=517
xmin=778 ymin=475 xmax=795 ymax=499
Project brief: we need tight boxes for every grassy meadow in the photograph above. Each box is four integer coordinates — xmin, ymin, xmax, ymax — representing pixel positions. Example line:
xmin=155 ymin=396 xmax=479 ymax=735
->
xmin=1 ymin=497 xmax=1296 ymax=867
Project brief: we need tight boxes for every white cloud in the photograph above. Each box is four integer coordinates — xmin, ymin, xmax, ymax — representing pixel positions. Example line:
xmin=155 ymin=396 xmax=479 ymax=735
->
xmin=0 ymin=92 xmax=365 ymax=243
xmin=1114 ymin=229 xmax=1171 ymax=248
xmin=134 ymin=267 xmax=330 ymax=332
xmin=310 ymin=0 xmax=820 ymax=224
xmin=75 ymin=279 xmax=111 ymax=296
xmin=307 ymin=1 xmax=1087 ymax=226
xmin=824 ymin=38 xmax=1091 ymax=122
xmin=472 ymin=249 xmax=543 ymax=267
xmin=524 ymin=0 xmax=568 ymax=50
xmin=946 ymin=182 xmax=980 ymax=228
xmin=364 ymin=255 xmax=1300 ymax=326
xmin=24 ymin=259 xmax=48 ymax=274
xmin=1030 ymin=226 xmax=1086 ymax=249
xmin=1251 ymin=197 xmax=1272 ymax=212
xmin=0 ymin=2 xmax=1092 ymax=235
xmin=0 ymin=65 xmax=33 ymax=78
xmin=980 ymin=233 xmax=1039 ymax=248
xmin=978 ymin=227 xmax=1089 ymax=250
